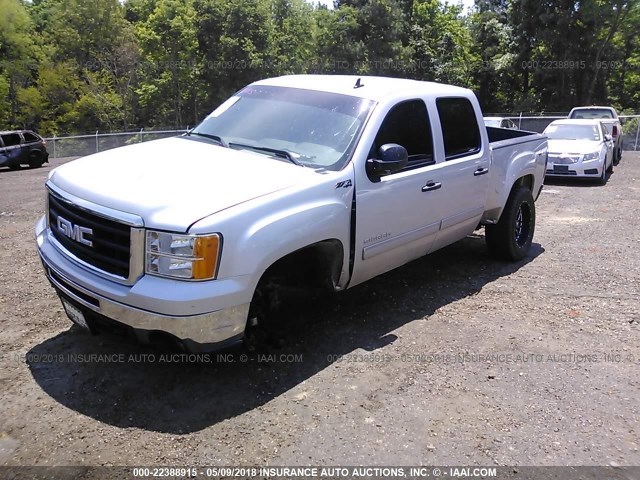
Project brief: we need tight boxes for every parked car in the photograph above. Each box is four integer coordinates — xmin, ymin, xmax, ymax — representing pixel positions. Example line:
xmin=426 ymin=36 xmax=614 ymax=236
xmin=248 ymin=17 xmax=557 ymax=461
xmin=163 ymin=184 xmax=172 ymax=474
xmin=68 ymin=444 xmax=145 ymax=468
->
xmin=484 ymin=116 xmax=518 ymax=129
xmin=568 ymin=106 xmax=623 ymax=165
xmin=0 ymin=130 xmax=49 ymax=170
xmin=35 ymin=75 xmax=547 ymax=352
xmin=543 ymin=119 xmax=614 ymax=185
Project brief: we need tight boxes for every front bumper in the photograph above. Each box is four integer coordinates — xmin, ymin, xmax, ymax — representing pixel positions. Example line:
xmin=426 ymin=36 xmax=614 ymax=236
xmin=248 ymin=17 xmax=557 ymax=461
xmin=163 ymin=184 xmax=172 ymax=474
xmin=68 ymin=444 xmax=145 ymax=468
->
xmin=545 ymin=158 xmax=605 ymax=178
xmin=36 ymin=216 xmax=251 ymax=352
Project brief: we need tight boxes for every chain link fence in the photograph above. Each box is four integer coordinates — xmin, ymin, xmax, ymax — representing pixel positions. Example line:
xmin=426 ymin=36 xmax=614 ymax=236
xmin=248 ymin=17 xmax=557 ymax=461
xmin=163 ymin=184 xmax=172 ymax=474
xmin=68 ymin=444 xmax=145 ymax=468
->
xmin=44 ymin=114 xmax=640 ymax=159
xmin=44 ymin=129 xmax=188 ymax=159
xmin=486 ymin=113 xmax=640 ymax=150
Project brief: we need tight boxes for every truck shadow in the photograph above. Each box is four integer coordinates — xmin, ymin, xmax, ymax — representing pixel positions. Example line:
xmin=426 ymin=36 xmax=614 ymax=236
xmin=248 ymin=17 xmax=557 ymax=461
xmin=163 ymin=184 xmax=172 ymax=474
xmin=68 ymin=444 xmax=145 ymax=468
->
xmin=27 ymin=236 xmax=544 ymax=434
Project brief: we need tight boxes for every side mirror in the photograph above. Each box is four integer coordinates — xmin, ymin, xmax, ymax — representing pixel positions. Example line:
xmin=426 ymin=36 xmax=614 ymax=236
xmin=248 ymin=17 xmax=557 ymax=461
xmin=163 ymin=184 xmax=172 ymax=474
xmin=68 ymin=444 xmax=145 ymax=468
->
xmin=366 ymin=143 xmax=408 ymax=180
xmin=604 ymin=133 xmax=613 ymax=142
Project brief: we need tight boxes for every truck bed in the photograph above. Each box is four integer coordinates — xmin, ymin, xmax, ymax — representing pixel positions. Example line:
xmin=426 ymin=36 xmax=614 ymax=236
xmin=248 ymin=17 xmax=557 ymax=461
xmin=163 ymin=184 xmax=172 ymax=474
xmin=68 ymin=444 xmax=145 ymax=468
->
xmin=486 ymin=125 xmax=542 ymax=145
xmin=482 ymin=126 xmax=548 ymax=222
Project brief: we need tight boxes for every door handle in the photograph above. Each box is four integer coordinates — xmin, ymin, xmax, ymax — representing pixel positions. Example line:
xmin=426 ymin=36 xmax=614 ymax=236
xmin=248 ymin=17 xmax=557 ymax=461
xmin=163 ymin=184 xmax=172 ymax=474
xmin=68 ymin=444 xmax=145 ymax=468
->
xmin=474 ymin=167 xmax=489 ymax=176
xmin=422 ymin=181 xmax=442 ymax=192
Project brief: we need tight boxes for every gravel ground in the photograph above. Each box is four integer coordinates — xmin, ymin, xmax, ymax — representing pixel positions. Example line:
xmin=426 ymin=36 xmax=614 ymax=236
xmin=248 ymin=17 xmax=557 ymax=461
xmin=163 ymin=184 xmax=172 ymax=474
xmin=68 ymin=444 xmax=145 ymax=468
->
xmin=0 ymin=153 xmax=639 ymax=469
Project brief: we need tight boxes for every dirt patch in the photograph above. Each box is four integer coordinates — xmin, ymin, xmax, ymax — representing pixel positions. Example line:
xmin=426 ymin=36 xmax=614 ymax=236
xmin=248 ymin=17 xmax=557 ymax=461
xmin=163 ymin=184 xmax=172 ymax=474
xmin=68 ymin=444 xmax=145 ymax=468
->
xmin=0 ymin=154 xmax=639 ymax=467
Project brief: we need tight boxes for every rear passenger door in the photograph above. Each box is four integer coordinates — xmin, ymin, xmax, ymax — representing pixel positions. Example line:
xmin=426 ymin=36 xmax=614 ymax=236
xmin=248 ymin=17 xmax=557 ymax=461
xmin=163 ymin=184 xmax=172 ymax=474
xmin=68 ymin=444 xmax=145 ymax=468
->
xmin=429 ymin=97 xmax=491 ymax=252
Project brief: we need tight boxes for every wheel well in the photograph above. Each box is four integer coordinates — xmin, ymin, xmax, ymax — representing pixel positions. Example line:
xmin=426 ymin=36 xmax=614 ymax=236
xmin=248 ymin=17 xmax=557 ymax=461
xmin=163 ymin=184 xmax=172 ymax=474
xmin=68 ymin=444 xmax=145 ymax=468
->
xmin=259 ymin=239 xmax=344 ymax=292
xmin=249 ymin=239 xmax=344 ymax=320
xmin=513 ymin=174 xmax=534 ymax=193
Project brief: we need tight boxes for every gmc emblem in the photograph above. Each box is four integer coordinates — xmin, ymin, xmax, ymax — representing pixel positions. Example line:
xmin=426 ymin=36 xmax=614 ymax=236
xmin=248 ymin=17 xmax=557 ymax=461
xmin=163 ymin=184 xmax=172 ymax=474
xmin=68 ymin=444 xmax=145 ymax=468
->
xmin=57 ymin=216 xmax=93 ymax=247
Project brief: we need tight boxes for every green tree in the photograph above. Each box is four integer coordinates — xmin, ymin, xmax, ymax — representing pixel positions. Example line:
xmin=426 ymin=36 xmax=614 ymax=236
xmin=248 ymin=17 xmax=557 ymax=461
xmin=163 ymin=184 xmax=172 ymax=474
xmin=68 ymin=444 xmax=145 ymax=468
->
xmin=329 ymin=0 xmax=412 ymax=75
xmin=470 ymin=0 xmax=517 ymax=111
xmin=128 ymin=0 xmax=200 ymax=127
xmin=269 ymin=0 xmax=316 ymax=75
xmin=37 ymin=0 xmax=138 ymax=131
xmin=313 ymin=5 xmax=366 ymax=73
xmin=194 ymin=0 xmax=272 ymax=109
xmin=0 ymin=0 xmax=38 ymax=127
xmin=410 ymin=0 xmax=474 ymax=84
xmin=608 ymin=1 xmax=640 ymax=109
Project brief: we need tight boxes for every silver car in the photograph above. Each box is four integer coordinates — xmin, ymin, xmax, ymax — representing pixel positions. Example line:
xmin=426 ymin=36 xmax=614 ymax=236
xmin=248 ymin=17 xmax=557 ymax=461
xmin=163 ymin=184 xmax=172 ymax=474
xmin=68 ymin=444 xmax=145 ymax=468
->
xmin=484 ymin=116 xmax=518 ymax=129
xmin=543 ymin=119 xmax=614 ymax=185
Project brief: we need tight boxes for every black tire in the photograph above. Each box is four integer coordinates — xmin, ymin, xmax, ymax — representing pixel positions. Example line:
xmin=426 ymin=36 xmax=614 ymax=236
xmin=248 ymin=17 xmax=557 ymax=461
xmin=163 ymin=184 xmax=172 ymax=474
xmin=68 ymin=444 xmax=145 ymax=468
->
xmin=8 ymin=164 xmax=20 ymax=171
xmin=597 ymin=164 xmax=608 ymax=185
xmin=28 ymin=151 xmax=44 ymax=168
xmin=606 ymin=157 xmax=614 ymax=174
xmin=614 ymin=147 xmax=621 ymax=165
xmin=485 ymin=185 xmax=535 ymax=261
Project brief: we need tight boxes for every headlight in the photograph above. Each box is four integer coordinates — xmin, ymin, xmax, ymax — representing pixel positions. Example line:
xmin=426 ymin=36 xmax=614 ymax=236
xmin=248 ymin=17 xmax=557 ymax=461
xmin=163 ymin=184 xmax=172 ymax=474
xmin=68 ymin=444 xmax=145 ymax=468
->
xmin=145 ymin=231 xmax=221 ymax=280
xmin=582 ymin=151 xmax=600 ymax=161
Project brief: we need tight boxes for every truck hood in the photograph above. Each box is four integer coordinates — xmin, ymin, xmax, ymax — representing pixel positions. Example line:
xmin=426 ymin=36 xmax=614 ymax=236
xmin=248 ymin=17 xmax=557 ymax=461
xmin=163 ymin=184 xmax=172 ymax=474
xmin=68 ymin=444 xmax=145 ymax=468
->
xmin=49 ymin=137 xmax=317 ymax=231
xmin=547 ymin=139 xmax=602 ymax=155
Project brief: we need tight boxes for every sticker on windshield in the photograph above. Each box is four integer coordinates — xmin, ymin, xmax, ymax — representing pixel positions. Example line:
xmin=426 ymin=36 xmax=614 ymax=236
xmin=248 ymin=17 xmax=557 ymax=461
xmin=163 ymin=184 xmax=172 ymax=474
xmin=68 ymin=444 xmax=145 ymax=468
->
xmin=207 ymin=96 xmax=240 ymax=118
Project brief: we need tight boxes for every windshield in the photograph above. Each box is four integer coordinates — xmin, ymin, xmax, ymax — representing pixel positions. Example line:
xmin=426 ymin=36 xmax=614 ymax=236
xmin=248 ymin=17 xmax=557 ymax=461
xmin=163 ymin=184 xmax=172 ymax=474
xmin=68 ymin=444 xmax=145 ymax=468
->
xmin=484 ymin=119 xmax=500 ymax=127
xmin=190 ymin=85 xmax=375 ymax=170
xmin=544 ymin=124 xmax=601 ymax=141
xmin=569 ymin=108 xmax=613 ymax=119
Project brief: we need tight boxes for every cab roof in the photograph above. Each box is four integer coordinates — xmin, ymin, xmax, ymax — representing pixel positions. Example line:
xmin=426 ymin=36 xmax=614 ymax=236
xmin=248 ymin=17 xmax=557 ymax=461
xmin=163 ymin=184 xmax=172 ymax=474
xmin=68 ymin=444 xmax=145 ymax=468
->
xmin=0 ymin=129 xmax=35 ymax=135
xmin=254 ymin=75 xmax=474 ymax=102
xmin=570 ymin=106 xmax=615 ymax=110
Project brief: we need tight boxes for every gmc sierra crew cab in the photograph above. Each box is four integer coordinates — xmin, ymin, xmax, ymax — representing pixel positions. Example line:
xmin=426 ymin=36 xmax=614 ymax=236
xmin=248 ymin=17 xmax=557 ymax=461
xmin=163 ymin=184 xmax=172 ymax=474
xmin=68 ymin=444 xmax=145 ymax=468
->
xmin=35 ymin=75 xmax=548 ymax=352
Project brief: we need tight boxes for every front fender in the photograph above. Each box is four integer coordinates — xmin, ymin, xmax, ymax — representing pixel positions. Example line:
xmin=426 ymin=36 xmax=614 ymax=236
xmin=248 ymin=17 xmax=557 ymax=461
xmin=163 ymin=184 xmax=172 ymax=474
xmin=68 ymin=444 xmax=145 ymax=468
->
xmin=240 ymin=200 xmax=351 ymax=287
xmin=190 ymin=169 xmax=355 ymax=298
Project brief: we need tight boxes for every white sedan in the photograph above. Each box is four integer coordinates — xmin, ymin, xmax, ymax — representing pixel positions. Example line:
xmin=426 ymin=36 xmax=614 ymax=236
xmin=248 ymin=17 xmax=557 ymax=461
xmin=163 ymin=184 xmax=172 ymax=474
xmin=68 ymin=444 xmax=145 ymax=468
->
xmin=543 ymin=119 xmax=614 ymax=185
xmin=484 ymin=116 xmax=518 ymax=129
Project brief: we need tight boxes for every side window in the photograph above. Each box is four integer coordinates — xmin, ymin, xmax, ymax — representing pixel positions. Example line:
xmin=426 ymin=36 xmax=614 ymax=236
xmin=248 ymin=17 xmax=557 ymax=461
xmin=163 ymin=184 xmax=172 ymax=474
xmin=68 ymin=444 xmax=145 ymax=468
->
xmin=1 ymin=133 xmax=21 ymax=147
xmin=23 ymin=132 xmax=38 ymax=143
xmin=436 ymin=97 xmax=481 ymax=160
xmin=372 ymin=99 xmax=433 ymax=170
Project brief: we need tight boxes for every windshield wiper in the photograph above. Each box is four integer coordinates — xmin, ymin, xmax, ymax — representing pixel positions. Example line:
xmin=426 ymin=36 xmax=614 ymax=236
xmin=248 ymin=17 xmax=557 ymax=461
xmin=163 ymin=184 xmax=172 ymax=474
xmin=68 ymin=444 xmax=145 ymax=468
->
xmin=186 ymin=131 xmax=228 ymax=148
xmin=229 ymin=142 xmax=303 ymax=166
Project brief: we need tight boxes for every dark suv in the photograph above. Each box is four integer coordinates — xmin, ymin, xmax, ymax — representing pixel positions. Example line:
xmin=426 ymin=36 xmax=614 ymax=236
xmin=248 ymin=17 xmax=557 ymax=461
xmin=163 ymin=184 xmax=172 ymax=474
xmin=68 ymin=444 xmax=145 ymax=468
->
xmin=0 ymin=130 xmax=49 ymax=170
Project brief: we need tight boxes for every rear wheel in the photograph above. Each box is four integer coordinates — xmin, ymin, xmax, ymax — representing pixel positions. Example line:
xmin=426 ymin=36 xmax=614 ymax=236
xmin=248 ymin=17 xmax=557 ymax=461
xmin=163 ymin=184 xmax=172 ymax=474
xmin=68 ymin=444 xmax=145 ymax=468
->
xmin=485 ymin=186 xmax=535 ymax=261
xmin=28 ymin=151 xmax=44 ymax=168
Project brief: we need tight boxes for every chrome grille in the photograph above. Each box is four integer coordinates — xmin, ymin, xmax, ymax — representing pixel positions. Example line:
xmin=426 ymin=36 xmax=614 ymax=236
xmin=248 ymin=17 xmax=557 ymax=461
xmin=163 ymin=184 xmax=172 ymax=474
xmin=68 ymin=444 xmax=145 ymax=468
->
xmin=548 ymin=154 xmax=579 ymax=165
xmin=48 ymin=193 xmax=131 ymax=278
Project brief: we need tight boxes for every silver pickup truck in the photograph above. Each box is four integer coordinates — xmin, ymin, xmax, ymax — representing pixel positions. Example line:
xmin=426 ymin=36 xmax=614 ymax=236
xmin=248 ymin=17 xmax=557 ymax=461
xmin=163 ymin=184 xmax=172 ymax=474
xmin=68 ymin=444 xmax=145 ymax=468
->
xmin=36 ymin=75 xmax=548 ymax=352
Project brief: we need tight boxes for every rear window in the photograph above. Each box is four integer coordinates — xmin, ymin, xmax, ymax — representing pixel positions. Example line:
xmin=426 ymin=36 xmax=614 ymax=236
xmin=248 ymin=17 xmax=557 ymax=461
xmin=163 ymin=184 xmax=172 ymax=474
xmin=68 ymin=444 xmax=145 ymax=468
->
xmin=1 ymin=133 xmax=21 ymax=147
xmin=22 ymin=132 xmax=39 ymax=143
xmin=570 ymin=109 xmax=614 ymax=119
xmin=436 ymin=98 xmax=481 ymax=160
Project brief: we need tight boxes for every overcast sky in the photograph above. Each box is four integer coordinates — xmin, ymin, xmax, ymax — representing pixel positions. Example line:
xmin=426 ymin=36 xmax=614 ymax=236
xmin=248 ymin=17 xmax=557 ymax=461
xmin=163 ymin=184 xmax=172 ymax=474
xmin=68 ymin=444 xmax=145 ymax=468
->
xmin=312 ymin=0 xmax=475 ymax=13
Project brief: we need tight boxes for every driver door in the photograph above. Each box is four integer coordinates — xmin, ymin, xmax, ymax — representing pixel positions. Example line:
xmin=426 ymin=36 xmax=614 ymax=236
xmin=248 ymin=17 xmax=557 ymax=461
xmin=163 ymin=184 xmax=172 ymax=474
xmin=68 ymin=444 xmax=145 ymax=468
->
xmin=350 ymin=99 xmax=445 ymax=287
